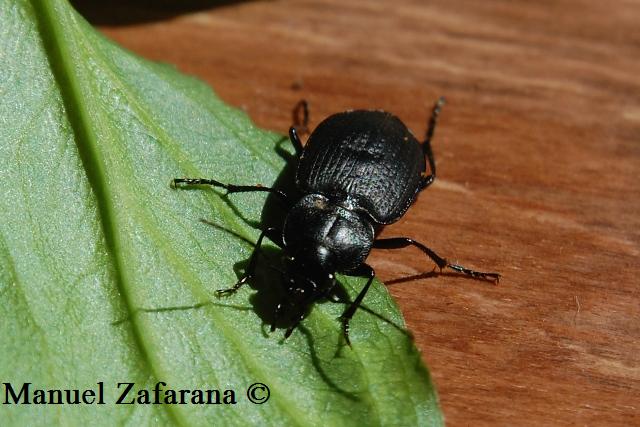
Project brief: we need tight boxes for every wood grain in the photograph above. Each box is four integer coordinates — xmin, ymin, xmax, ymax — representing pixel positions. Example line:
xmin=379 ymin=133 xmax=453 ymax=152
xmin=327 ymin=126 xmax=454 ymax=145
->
xmin=73 ymin=0 xmax=640 ymax=424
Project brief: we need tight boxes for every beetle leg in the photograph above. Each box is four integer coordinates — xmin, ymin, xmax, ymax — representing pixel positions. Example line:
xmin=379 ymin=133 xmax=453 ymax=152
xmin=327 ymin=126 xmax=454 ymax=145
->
xmin=420 ymin=96 xmax=446 ymax=190
xmin=288 ymin=127 xmax=304 ymax=157
xmin=373 ymin=237 xmax=500 ymax=283
xmin=340 ymin=263 xmax=376 ymax=346
xmin=292 ymin=99 xmax=310 ymax=133
xmin=288 ymin=99 xmax=309 ymax=156
xmin=284 ymin=310 xmax=306 ymax=339
xmin=216 ymin=227 xmax=282 ymax=296
xmin=172 ymin=177 xmax=290 ymax=206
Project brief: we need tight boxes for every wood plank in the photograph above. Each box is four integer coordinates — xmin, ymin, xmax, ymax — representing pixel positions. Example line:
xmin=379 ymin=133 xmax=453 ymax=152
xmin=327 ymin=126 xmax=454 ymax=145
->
xmin=73 ymin=1 xmax=640 ymax=424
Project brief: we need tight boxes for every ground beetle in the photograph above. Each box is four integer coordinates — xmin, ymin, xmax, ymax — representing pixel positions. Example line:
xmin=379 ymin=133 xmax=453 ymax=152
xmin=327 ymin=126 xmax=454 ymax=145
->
xmin=172 ymin=98 xmax=499 ymax=344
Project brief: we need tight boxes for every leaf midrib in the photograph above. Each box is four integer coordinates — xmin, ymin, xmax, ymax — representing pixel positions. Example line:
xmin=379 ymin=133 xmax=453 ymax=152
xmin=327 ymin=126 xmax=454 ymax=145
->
xmin=70 ymin=19 xmax=313 ymax=424
xmin=28 ymin=1 xmax=183 ymax=425
xmin=29 ymin=2 xmax=315 ymax=424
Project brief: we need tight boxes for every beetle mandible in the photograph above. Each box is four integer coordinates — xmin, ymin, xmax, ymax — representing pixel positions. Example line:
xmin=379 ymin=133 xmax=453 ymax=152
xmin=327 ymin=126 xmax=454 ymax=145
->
xmin=172 ymin=98 xmax=499 ymax=344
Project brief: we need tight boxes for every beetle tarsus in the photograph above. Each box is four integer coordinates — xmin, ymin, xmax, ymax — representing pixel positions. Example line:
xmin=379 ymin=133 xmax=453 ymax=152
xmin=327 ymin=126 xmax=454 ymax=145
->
xmin=172 ymin=177 xmax=291 ymax=205
xmin=340 ymin=315 xmax=352 ymax=347
xmin=172 ymin=177 xmax=220 ymax=187
xmin=215 ymin=276 xmax=250 ymax=297
xmin=447 ymin=264 xmax=500 ymax=283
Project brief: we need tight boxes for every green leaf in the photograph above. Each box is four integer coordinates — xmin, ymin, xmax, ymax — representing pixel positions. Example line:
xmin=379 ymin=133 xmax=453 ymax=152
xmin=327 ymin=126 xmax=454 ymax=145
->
xmin=0 ymin=0 xmax=443 ymax=425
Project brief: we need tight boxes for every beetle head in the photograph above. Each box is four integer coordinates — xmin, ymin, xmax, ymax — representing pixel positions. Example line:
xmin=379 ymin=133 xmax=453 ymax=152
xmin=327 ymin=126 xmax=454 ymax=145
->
xmin=280 ymin=253 xmax=336 ymax=306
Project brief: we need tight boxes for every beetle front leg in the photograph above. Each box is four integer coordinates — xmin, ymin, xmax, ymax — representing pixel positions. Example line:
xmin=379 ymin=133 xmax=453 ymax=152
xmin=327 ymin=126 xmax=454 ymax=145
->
xmin=216 ymin=227 xmax=282 ymax=296
xmin=340 ymin=263 xmax=376 ymax=346
xmin=373 ymin=237 xmax=500 ymax=282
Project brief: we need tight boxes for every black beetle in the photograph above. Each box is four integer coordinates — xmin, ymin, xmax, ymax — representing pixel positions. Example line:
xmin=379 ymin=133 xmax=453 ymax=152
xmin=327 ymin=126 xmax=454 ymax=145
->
xmin=172 ymin=98 xmax=499 ymax=344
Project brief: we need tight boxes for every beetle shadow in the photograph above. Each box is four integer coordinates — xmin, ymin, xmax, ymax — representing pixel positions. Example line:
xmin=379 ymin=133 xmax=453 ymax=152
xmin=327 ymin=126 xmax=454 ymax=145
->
xmin=385 ymin=271 xmax=499 ymax=286
xmin=110 ymin=300 xmax=253 ymax=326
xmin=71 ymin=0 xmax=260 ymax=26
xmin=296 ymin=325 xmax=360 ymax=401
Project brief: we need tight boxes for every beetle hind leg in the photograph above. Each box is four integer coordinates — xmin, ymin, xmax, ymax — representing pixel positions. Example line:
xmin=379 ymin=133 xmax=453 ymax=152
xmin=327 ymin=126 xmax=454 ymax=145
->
xmin=288 ymin=99 xmax=310 ymax=156
xmin=288 ymin=127 xmax=304 ymax=157
xmin=292 ymin=99 xmax=310 ymax=133
xmin=419 ymin=96 xmax=446 ymax=190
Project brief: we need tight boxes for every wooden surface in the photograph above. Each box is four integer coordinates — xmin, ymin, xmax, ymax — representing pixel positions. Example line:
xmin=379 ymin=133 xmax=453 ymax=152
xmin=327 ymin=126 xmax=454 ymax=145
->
xmin=73 ymin=0 xmax=640 ymax=425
